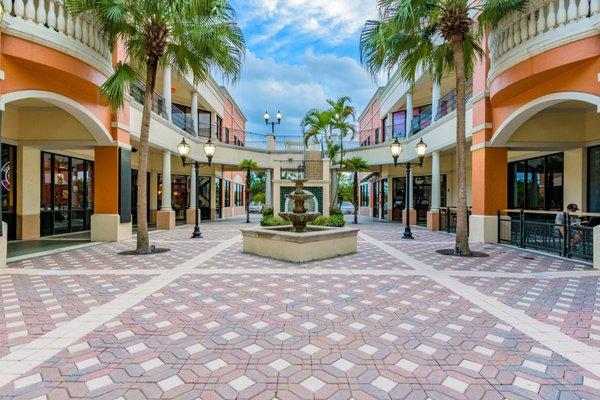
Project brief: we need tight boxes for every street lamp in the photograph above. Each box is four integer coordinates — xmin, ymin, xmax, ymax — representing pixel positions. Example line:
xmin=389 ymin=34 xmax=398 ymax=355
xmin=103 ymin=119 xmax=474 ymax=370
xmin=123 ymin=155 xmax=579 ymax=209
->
xmin=264 ymin=110 xmax=282 ymax=134
xmin=177 ymin=137 xmax=215 ymax=239
xmin=390 ymin=137 xmax=428 ymax=239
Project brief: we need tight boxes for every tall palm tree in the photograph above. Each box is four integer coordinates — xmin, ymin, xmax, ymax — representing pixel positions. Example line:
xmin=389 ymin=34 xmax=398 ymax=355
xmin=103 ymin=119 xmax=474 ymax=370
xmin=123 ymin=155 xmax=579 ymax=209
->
xmin=327 ymin=97 xmax=357 ymax=208
xmin=66 ymin=0 xmax=245 ymax=254
xmin=302 ymin=108 xmax=333 ymax=147
xmin=239 ymin=159 xmax=258 ymax=223
xmin=360 ymin=0 xmax=524 ymax=255
xmin=343 ymin=157 xmax=370 ymax=224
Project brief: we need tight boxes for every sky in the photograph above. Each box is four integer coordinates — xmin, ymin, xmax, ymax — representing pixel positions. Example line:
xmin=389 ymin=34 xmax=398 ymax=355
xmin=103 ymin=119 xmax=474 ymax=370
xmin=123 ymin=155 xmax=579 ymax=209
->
xmin=225 ymin=0 xmax=383 ymax=139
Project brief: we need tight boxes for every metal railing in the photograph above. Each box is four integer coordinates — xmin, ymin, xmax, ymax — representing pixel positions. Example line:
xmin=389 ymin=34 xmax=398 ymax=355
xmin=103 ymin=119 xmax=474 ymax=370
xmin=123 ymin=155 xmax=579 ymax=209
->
xmin=498 ymin=209 xmax=597 ymax=262
xmin=439 ymin=207 xmax=472 ymax=233
xmin=130 ymin=81 xmax=168 ymax=119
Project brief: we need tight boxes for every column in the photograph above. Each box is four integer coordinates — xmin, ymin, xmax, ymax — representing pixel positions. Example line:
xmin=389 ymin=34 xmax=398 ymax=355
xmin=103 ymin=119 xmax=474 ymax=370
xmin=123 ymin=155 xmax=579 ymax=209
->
xmin=563 ymin=148 xmax=586 ymax=209
xmin=265 ymin=169 xmax=272 ymax=207
xmin=405 ymin=90 xmax=413 ymax=136
xmin=149 ymin=170 xmax=158 ymax=225
xmin=191 ymin=91 xmax=199 ymax=137
xmin=156 ymin=150 xmax=175 ymax=230
xmin=273 ymin=161 xmax=281 ymax=215
xmin=17 ymin=146 xmax=41 ymax=240
xmin=387 ymin=177 xmax=394 ymax=221
xmin=186 ymin=165 xmax=197 ymax=224
xmin=431 ymin=81 xmax=441 ymax=122
xmin=162 ymin=65 xmax=172 ymax=121
xmin=91 ymin=146 xmax=133 ymax=242
xmin=427 ymin=151 xmax=441 ymax=230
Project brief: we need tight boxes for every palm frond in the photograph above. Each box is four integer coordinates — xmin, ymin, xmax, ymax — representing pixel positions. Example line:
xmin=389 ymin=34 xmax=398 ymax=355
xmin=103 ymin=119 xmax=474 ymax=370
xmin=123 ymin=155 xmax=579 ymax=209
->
xmin=100 ymin=62 xmax=138 ymax=111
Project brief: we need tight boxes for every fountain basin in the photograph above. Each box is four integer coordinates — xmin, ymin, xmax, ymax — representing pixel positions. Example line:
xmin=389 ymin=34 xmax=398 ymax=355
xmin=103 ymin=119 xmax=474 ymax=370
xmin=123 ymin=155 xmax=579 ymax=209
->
xmin=241 ymin=225 xmax=359 ymax=263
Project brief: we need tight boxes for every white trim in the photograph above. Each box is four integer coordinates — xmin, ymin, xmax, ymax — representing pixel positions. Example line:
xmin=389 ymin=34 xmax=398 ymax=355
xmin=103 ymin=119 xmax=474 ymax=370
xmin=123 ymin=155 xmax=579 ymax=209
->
xmin=488 ymin=15 xmax=600 ymax=85
xmin=490 ymin=92 xmax=600 ymax=146
xmin=111 ymin=122 xmax=130 ymax=132
xmin=470 ymin=90 xmax=489 ymax=104
xmin=2 ymin=16 xmax=113 ymax=78
xmin=471 ymin=123 xmax=492 ymax=133
xmin=1 ymin=90 xmax=114 ymax=145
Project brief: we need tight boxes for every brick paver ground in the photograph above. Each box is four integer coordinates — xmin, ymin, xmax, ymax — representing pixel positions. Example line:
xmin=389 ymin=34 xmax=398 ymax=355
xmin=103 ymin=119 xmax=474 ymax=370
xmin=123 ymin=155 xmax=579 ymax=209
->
xmin=1 ymin=218 xmax=599 ymax=399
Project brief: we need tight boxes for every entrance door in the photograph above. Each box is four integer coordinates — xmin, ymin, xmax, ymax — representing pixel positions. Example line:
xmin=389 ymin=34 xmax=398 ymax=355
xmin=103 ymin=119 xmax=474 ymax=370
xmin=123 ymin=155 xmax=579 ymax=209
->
xmin=381 ymin=179 xmax=388 ymax=220
xmin=392 ymin=177 xmax=406 ymax=221
xmin=197 ymin=176 xmax=211 ymax=220
xmin=372 ymin=181 xmax=379 ymax=218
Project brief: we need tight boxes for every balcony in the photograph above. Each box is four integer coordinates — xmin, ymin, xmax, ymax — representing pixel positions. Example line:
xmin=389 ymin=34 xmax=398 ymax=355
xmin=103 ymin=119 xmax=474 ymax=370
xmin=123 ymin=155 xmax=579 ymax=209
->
xmin=2 ymin=0 xmax=113 ymax=76
xmin=488 ymin=0 xmax=600 ymax=82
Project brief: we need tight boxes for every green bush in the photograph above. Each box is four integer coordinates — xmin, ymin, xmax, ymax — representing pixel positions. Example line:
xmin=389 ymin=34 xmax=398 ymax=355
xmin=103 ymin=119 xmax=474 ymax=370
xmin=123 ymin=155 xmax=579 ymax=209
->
xmin=261 ymin=207 xmax=274 ymax=217
xmin=329 ymin=207 xmax=343 ymax=216
xmin=309 ymin=215 xmax=346 ymax=227
xmin=260 ymin=215 xmax=290 ymax=226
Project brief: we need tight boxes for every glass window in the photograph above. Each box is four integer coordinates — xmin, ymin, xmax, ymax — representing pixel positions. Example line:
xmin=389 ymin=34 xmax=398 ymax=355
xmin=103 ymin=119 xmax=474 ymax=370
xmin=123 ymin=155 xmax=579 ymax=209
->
xmin=508 ymin=153 xmax=563 ymax=211
xmin=392 ymin=111 xmax=406 ymax=139
xmin=224 ymin=180 xmax=231 ymax=207
xmin=199 ymin=110 xmax=211 ymax=137
xmin=42 ymin=152 xmax=53 ymax=209
xmin=1 ymin=144 xmax=17 ymax=240
xmin=360 ymin=184 xmax=370 ymax=207
xmin=589 ymin=146 xmax=600 ymax=212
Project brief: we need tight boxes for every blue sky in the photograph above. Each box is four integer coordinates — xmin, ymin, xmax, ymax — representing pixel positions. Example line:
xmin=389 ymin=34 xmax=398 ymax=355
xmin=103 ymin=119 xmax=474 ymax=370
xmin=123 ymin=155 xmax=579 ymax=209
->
xmin=225 ymin=0 xmax=382 ymax=138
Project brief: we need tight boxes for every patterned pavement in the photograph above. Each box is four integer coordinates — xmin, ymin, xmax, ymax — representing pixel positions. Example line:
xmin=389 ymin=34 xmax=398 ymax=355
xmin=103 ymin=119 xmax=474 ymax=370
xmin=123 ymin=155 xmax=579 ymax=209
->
xmin=1 ymin=219 xmax=599 ymax=399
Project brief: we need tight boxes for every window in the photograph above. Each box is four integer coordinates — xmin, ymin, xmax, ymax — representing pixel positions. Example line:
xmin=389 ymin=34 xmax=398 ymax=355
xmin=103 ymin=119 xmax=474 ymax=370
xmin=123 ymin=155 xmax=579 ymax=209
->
xmin=224 ymin=180 xmax=231 ymax=207
xmin=1 ymin=144 xmax=17 ymax=239
xmin=40 ymin=152 xmax=93 ymax=236
xmin=393 ymin=111 xmax=406 ymax=138
xmin=199 ymin=110 xmax=211 ymax=137
xmin=375 ymin=128 xmax=380 ymax=144
xmin=225 ymin=128 xmax=230 ymax=144
xmin=234 ymin=183 xmax=243 ymax=206
xmin=588 ymin=146 xmax=600 ymax=212
xmin=216 ymin=116 xmax=223 ymax=141
xmin=360 ymin=184 xmax=370 ymax=207
xmin=508 ymin=153 xmax=563 ymax=211
xmin=381 ymin=117 xmax=387 ymax=143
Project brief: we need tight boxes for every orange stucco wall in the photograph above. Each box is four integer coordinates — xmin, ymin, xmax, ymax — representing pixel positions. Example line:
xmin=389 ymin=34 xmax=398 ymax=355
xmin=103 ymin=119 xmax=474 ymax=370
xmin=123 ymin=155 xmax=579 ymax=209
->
xmin=94 ymin=147 xmax=121 ymax=215
xmin=1 ymin=35 xmax=115 ymax=138
xmin=359 ymin=98 xmax=384 ymax=144
xmin=489 ymin=36 xmax=600 ymax=134
xmin=222 ymin=96 xmax=246 ymax=143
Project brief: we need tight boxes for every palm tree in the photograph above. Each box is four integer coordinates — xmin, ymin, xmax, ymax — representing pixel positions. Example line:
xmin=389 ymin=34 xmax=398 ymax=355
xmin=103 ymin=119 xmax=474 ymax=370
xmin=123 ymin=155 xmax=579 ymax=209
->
xmin=360 ymin=0 xmax=524 ymax=255
xmin=343 ymin=157 xmax=370 ymax=224
xmin=239 ymin=159 xmax=258 ymax=223
xmin=327 ymin=97 xmax=356 ymax=209
xmin=66 ymin=0 xmax=245 ymax=254
xmin=302 ymin=108 xmax=333 ymax=147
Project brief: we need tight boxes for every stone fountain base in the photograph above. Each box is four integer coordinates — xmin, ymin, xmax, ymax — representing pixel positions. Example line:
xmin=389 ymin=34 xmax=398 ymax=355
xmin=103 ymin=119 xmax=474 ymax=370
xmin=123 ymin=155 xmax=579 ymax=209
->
xmin=241 ymin=225 xmax=359 ymax=263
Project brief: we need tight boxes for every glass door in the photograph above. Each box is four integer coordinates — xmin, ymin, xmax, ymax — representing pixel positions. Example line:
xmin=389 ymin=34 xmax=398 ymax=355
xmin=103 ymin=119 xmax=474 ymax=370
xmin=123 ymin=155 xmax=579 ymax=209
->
xmin=372 ymin=181 xmax=380 ymax=218
xmin=392 ymin=177 xmax=406 ymax=221
xmin=381 ymin=179 xmax=388 ymax=220
xmin=198 ymin=176 xmax=211 ymax=220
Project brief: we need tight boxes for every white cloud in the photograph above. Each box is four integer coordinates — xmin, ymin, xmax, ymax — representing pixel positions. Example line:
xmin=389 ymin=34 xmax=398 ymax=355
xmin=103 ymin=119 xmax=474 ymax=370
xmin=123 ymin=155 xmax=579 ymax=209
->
xmin=226 ymin=50 xmax=381 ymax=135
xmin=236 ymin=0 xmax=378 ymax=46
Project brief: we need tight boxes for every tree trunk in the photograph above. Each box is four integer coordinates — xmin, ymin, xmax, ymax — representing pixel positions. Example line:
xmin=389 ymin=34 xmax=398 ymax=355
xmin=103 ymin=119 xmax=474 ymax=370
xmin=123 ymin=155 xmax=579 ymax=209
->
xmin=245 ymin=169 xmax=251 ymax=223
xmin=330 ymin=168 xmax=339 ymax=209
xmin=353 ymin=171 xmax=358 ymax=224
xmin=136 ymin=60 xmax=158 ymax=254
xmin=452 ymin=40 xmax=472 ymax=256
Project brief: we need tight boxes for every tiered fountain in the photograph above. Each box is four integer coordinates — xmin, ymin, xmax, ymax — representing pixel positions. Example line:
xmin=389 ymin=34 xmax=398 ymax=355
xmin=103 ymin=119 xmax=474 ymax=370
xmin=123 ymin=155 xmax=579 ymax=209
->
xmin=241 ymin=176 xmax=359 ymax=263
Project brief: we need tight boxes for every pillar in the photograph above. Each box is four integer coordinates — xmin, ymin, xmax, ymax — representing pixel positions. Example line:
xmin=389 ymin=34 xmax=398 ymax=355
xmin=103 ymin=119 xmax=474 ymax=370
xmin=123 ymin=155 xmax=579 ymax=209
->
xmin=157 ymin=150 xmax=175 ymax=230
xmin=469 ymin=147 xmax=508 ymax=243
xmin=387 ymin=177 xmax=394 ymax=221
xmin=162 ymin=65 xmax=172 ymax=121
xmin=16 ymin=146 xmax=40 ymax=240
xmin=210 ymin=174 xmax=217 ymax=220
xmin=91 ymin=147 xmax=133 ymax=242
xmin=265 ymin=169 xmax=272 ymax=206
xmin=149 ymin=170 xmax=158 ymax=224
xmin=405 ymin=90 xmax=413 ymax=136
xmin=186 ymin=165 xmax=198 ymax=224
xmin=431 ymin=81 xmax=441 ymax=122
xmin=191 ymin=91 xmax=199 ymax=137
xmin=427 ymin=151 xmax=441 ymax=230
xmin=273 ymin=161 xmax=281 ymax=215
xmin=266 ymin=135 xmax=276 ymax=151
xmin=563 ymin=148 xmax=586 ymax=210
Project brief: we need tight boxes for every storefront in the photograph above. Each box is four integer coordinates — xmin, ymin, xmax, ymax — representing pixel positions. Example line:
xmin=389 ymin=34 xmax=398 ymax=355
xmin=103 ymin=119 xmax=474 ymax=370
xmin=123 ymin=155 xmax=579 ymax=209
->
xmin=392 ymin=175 xmax=447 ymax=224
xmin=158 ymin=174 xmax=190 ymax=222
xmin=588 ymin=146 xmax=600 ymax=212
xmin=508 ymin=153 xmax=563 ymax=211
xmin=40 ymin=152 xmax=94 ymax=236
xmin=1 ymin=144 xmax=17 ymax=240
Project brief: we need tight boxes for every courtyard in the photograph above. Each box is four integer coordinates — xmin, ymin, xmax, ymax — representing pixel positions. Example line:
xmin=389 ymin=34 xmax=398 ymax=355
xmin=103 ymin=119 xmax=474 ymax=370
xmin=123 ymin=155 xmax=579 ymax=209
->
xmin=0 ymin=219 xmax=599 ymax=399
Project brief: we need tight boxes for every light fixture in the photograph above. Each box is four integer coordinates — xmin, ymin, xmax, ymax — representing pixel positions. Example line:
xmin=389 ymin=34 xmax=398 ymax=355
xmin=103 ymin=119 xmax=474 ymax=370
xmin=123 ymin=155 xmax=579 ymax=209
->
xmin=264 ymin=111 xmax=270 ymax=122
xmin=203 ymin=138 xmax=216 ymax=166
xmin=177 ymin=138 xmax=191 ymax=161
xmin=276 ymin=110 xmax=282 ymax=122
xmin=390 ymin=138 xmax=402 ymax=166
xmin=415 ymin=137 xmax=428 ymax=158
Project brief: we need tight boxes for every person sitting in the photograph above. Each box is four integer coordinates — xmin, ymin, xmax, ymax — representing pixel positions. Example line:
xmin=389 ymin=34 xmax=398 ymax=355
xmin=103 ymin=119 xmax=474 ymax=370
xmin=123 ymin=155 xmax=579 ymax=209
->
xmin=555 ymin=204 xmax=584 ymax=249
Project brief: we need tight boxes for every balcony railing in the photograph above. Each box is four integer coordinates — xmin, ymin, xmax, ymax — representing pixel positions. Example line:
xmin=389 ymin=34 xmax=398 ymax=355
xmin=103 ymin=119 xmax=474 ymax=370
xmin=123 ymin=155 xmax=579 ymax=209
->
xmin=489 ymin=0 xmax=599 ymax=79
xmin=3 ymin=0 xmax=113 ymax=76
xmin=498 ymin=209 xmax=597 ymax=262
xmin=130 ymin=81 xmax=168 ymax=119
xmin=439 ymin=207 xmax=472 ymax=233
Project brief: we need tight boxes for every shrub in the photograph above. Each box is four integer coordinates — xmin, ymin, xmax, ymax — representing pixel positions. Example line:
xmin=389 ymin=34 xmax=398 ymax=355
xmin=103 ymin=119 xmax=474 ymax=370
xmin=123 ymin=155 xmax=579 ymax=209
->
xmin=261 ymin=207 xmax=274 ymax=217
xmin=309 ymin=215 xmax=346 ymax=227
xmin=329 ymin=207 xmax=343 ymax=216
xmin=260 ymin=215 xmax=290 ymax=227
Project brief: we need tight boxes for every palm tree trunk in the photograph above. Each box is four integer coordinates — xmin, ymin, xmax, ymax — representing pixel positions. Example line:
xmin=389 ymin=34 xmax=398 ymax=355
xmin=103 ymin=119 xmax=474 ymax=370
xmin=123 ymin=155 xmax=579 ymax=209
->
xmin=136 ymin=60 xmax=158 ymax=254
xmin=245 ymin=169 xmax=251 ymax=223
xmin=354 ymin=171 xmax=358 ymax=224
xmin=452 ymin=40 xmax=471 ymax=256
xmin=330 ymin=168 xmax=339 ymax=209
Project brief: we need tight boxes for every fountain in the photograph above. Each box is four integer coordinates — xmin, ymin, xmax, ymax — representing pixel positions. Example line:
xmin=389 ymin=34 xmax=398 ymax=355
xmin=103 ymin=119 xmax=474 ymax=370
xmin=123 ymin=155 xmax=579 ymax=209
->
xmin=241 ymin=170 xmax=359 ymax=263
xmin=279 ymin=178 xmax=320 ymax=232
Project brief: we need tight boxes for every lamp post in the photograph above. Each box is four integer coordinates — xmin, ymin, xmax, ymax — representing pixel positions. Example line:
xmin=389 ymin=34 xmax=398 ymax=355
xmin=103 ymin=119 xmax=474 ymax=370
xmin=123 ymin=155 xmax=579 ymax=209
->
xmin=264 ymin=110 xmax=282 ymax=135
xmin=391 ymin=137 xmax=428 ymax=239
xmin=177 ymin=137 xmax=216 ymax=238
